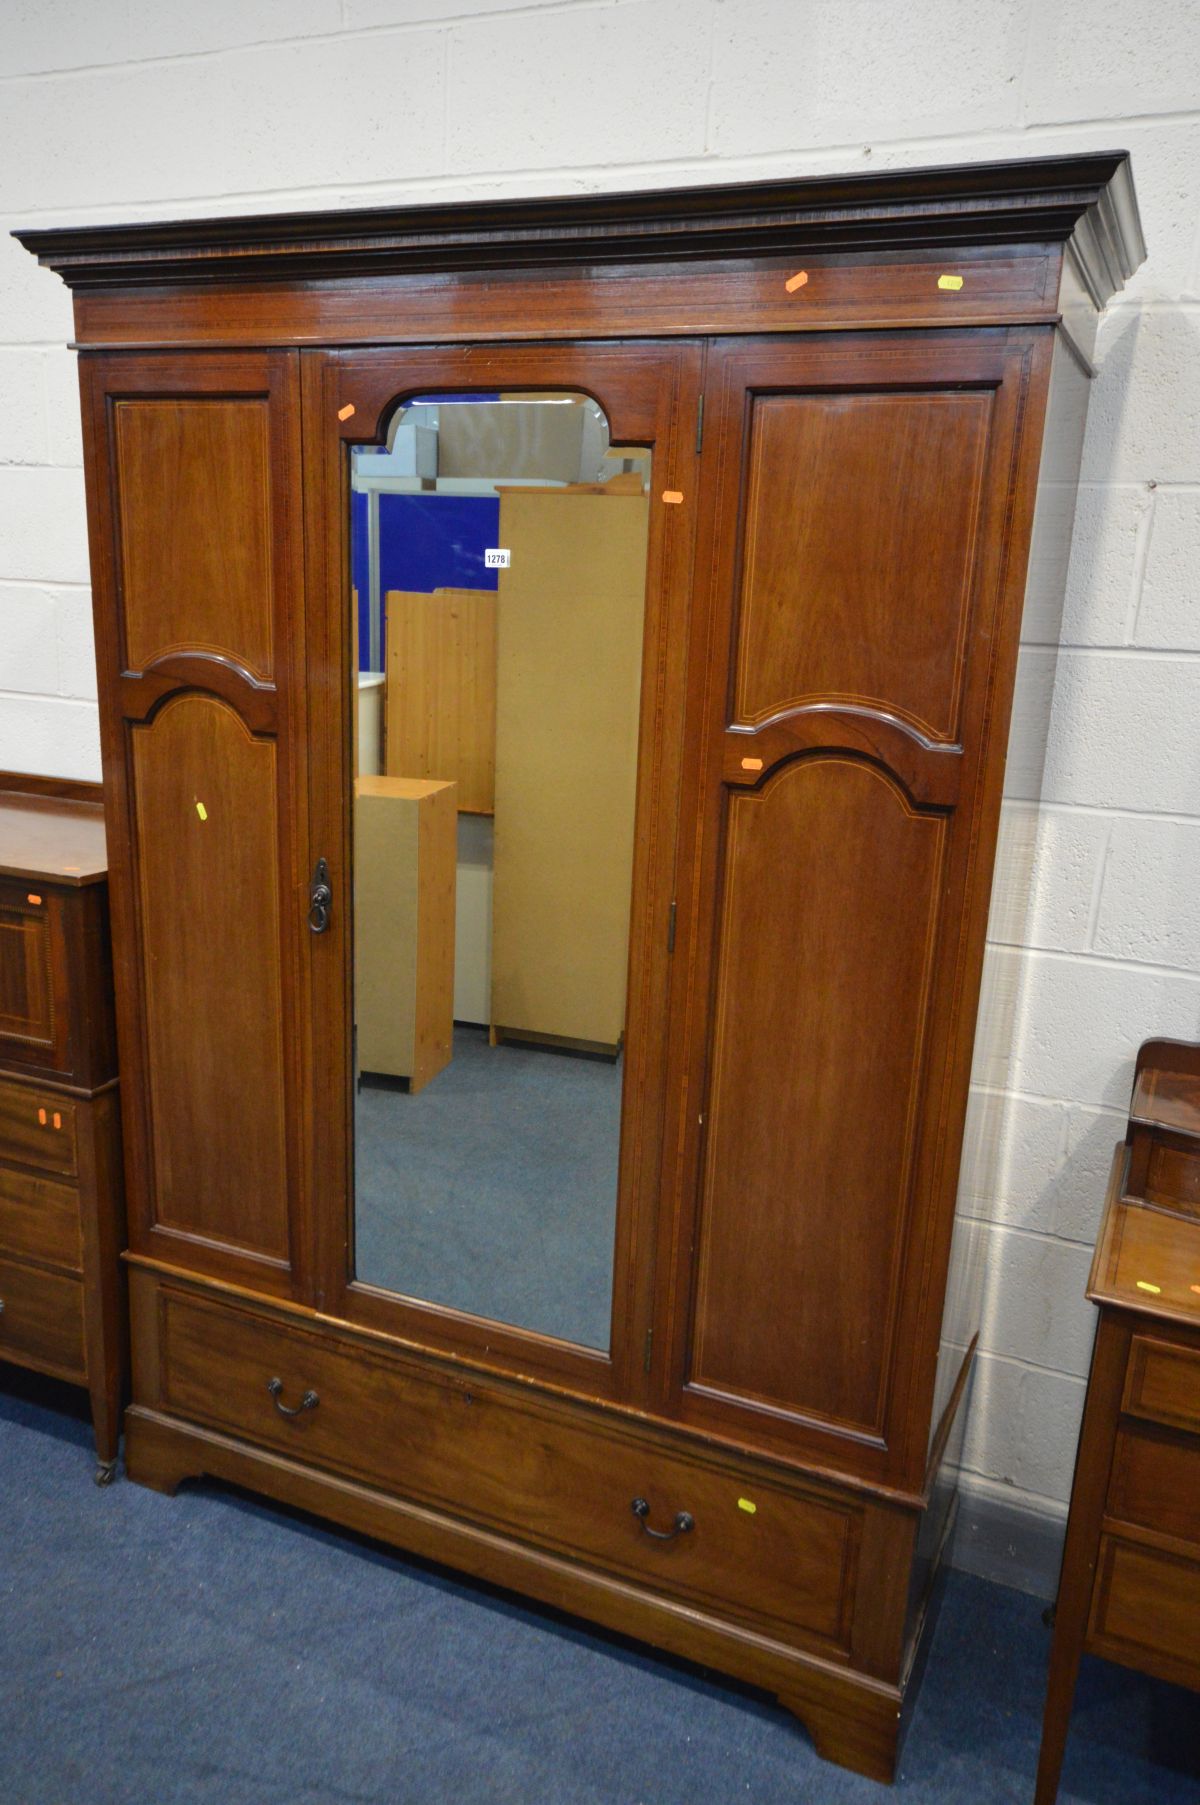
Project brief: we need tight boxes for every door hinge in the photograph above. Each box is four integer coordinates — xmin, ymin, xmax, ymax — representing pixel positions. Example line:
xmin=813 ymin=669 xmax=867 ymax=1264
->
xmin=667 ymin=899 xmax=677 ymax=954
xmin=695 ymin=391 xmax=705 ymax=455
xmin=643 ymin=1326 xmax=654 ymax=1373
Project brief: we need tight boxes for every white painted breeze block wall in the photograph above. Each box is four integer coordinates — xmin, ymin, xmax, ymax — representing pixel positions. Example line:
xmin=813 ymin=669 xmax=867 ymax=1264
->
xmin=2 ymin=0 xmax=1198 ymax=1537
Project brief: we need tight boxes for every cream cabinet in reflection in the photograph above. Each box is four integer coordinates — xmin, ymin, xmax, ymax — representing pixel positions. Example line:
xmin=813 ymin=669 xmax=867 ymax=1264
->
xmin=491 ymin=485 xmax=648 ymax=1055
xmin=353 ymin=776 xmax=456 ymax=1093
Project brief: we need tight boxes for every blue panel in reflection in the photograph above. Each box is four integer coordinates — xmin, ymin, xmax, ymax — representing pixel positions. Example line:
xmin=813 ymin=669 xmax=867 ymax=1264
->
xmin=378 ymin=493 xmax=501 ymax=598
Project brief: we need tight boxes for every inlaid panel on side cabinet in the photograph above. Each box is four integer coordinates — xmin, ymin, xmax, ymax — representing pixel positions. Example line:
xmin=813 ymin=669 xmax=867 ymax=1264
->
xmin=80 ymin=351 xmax=308 ymax=1294
xmin=0 ymin=888 xmax=54 ymax=1057
xmin=0 ymin=1165 xmax=81 ymax=1269
xmin=1109 ymin=1424 xmax=1200 ymax=1547
xmin=0 ymin=1254 xmax=85 ymax=1380
xmin=0 ymin=1075 xmax=77 ymax=1176
xmin=666 ymin=331 xmax=1048 ymax=1482
xmin=1124 ymin=1335 xmax=1200 ymax=1435
xmin=1089 ymin=1536 xmax=1200 ymax=1688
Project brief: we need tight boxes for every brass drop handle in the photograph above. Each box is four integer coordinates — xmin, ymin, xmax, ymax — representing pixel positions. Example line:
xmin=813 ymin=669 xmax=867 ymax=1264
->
xmin=267 ymin=1376 xmax=319 ymax=1418
xmin=631 ymin=1496 xmax=694 ymax=1542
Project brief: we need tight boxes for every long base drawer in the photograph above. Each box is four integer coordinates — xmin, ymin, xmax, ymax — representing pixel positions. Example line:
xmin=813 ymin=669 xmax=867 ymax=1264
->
xmin=0 ymin=1254 xmax=85 ymax=1380
xmin=153 ymin=1283 xmax=865 ymax=1655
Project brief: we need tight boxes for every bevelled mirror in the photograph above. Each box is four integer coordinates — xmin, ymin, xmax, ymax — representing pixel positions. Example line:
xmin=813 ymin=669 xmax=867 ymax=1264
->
xmin=347 ymin=391 xmax=651 ymax=1350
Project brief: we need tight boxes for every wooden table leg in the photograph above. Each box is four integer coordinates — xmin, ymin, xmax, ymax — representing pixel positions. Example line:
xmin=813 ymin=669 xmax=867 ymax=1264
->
xmin=1034 ymin=1313 xmax=1130 ymax=1805
xmin=78 ymin=1092 xmax=129 ymax=1486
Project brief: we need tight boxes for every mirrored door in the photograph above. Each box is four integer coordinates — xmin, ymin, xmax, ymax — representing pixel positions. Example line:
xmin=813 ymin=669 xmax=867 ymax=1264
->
xmin=305 ymin=344 xmax=700 ymax=1394
xmin=351 ymin=391 xmax=650 ymax=1350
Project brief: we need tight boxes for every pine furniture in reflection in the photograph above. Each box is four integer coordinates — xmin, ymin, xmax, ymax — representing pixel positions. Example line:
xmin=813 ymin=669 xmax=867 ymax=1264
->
xmin=353 ymin=776 xmax=457 ymax=1093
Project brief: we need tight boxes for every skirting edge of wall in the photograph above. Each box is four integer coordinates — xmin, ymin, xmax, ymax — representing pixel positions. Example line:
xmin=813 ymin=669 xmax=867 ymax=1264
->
xmin=947 ymin=1471 xmax=1067 ymax=1602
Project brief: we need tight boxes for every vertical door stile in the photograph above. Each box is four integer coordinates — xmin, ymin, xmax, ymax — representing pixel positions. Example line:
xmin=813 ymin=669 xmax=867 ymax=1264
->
xmin=617 ymin=337 xmax=705 ymax=1411
xmin=300 ymin=348 xmax=356 ymax=1318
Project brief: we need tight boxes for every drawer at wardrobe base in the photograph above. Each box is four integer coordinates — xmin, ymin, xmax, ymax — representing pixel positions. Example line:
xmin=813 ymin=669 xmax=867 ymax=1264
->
xmin=150 ymin=1283 xmax=869 ymax=1655
xmin=0 ymin=1076 xmax=77 ymax=1178
xmin=0 ymin=1164 xmax=82 ymax=1271
xmin=1109 ymin=1424 xmax=1200 ymax=1550
xmin=1089 ymin=1535 xmax=1200 ymax=1688
xmin=0 ymin=1255 xmax=85 ymax=1380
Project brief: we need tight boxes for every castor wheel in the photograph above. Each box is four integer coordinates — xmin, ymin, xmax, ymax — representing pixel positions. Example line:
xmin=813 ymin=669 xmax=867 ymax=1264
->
xmin=94 ymin=1458 xmax=118 ymax=1487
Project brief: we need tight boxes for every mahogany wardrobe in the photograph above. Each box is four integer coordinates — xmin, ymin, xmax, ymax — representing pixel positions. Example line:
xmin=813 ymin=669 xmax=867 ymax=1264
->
xmin=18 ymin=153 xmax=1143 ymax=1782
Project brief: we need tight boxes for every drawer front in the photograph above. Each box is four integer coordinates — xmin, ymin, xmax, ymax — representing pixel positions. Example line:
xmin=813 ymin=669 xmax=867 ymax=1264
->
xmin=1090 ymin=1535 xmax=1200 ymax=1686
xmin=0 ymin=1076 xmax=77 ymax=1177
xmin=0 ymin=1254 xmax=85 ymax=1379
xmin=1124 ymin=1336 xmax=1200 ymax=1435
xmin=0 ymin=1164 xmax=81 ymax=1270
xmin=159 ymin=1289 xmax=861 ymax=1650
xmin=1110 ymin=1426 xmax=1200 ymax=1549
xmin=0 ymin=882 xmax=64 ymax=1073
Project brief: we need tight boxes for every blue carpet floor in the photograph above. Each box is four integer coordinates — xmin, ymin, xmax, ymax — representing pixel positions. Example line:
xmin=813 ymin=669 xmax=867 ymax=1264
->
xmin=355 ymin=1026 xmax=621 ymax=1350
xmin=2 ymin=1369 xmax=1198 ymax=1805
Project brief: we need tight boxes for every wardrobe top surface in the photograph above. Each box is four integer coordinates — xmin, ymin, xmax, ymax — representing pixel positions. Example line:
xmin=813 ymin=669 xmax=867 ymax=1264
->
xmin=0 ymin=791 xmax=107 ymax=885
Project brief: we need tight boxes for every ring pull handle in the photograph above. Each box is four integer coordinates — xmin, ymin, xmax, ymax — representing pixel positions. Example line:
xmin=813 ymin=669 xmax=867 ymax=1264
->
xmin=267 ymin=1376 xmax=319 ymax=1418
xmin=631 ymin=1496 xmax=694 ymax=1542
xmin=308 ymin=858 xmax=332 ymax=934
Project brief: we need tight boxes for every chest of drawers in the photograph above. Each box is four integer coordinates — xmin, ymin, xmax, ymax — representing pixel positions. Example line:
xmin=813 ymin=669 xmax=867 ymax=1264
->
xmin=0 ymin=777 xmax=127 ymax=1481
xmin=1036 ymin=1040 xmax=1200 ymax=1801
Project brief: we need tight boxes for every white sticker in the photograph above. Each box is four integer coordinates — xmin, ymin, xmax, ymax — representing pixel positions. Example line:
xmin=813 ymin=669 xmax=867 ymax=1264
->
xmin=485 ymin=548 xmax=511 ymax=569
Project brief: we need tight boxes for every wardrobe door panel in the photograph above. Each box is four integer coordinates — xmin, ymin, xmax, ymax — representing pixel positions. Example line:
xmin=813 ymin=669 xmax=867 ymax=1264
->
xmin=733 ymin=390 xmax=990 ymax=739
xmin=114 ymin=397 xmax=275 ymax=678
xmin=130 ymin=696 xmax=289 ymax=1258
xmin=666 ymin=332 xmax=1048 ymax=1480
xmin=81 ymin=352 xmax=309 ymax=1295
xmin=692 ymin=758 xmax=946 ymax=1435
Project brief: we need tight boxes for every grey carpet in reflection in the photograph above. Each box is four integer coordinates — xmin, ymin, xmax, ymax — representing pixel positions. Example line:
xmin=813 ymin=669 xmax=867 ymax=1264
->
xmin=354 ymin=1025 xmax=621 ymax=1349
